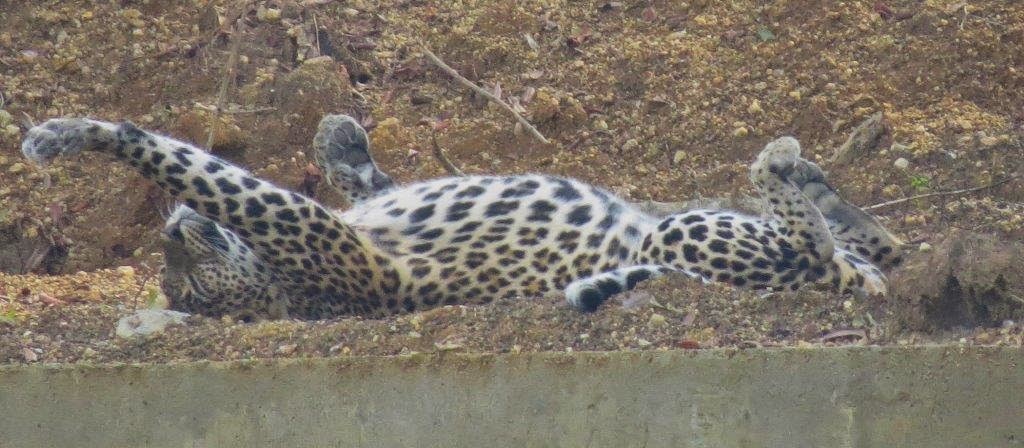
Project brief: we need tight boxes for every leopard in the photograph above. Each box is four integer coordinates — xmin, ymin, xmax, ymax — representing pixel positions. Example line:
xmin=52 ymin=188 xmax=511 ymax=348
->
xmin=20 ymin=115 xmax=902 ymax=320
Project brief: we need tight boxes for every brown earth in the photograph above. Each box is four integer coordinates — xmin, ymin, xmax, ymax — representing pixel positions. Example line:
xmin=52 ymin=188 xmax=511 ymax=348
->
xmin=0 ymin=0 xmax=1022 ymax=363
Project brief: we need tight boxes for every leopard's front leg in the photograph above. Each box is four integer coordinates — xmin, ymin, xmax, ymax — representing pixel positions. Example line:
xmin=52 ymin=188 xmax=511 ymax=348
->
xmin=22 ymin=118 xmax=407 ymax=317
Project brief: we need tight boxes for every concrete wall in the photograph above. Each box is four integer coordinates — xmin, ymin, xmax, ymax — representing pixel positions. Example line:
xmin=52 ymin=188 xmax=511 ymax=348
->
xmin=1 ymin=346 xmax=1021 ymax=447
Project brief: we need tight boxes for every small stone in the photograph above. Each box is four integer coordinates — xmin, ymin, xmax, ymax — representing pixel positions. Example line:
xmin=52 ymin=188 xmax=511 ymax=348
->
xmin=258 ymin=6 xmax=282 ymax=22
xmin=893 ymin=157 xmax=909 ymax=169
xmin=115 ymin=309 xmax=189 ymax=339
xmin=19 ymin=50 xmax=39 ymax=62
xmin=672 ymin=150 xmax=686 ymax=165
xmin=593 ymin=119 xmax=608 ymax=131
xmin=979 ymin=135 xmax=1000 ymax=147
xmin=732 ymin=125 xmax=749 ymax=138
xmin=7 ymin=163 xmax=26 ymax=174
xmin=3 ymin=124 xmax=19 ymax=138
xmin=22 ymin=347 xmax=38 ymax=363
xmin=276 ymin=344 xmax=297 ymax=355
xmin=648 ymin=313 xmax=667 ymax=328
xmin=753 ymin=81 xmax=767 ymax=91
xmin=747 ymin=99 xmax=763 ymax=114
xmin=636 ymin=338 xmax=652 ymax=347
xmin=918 ymin=242 xmax=932 ymax=252
xmin=842 ymin=300 xmax=853 ymax=311
xmin=122 ymin=8 xmax=142 ymax=20
xmin=975 ymin=332 xmax=993 ymax=344
xmin=81 ymin=347 xmax=98 ymax=359
xmin=407 ymin=331 xmax=422 ymax=338
xmin=116 ymin=265 xmax=135 ymax=277
xmin=788 ymin=90 xmax=802 ymax=101
xmin=622 ymin=138 xmax=640 ymax=151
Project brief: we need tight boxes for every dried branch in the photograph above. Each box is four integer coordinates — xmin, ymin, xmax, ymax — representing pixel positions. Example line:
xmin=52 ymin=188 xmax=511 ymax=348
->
xmin=312 ymin=14 xmax=321 ymax=57
xmin=864 ymin=175 xmax=1018 ymax=211
xmin=431 ymin=130 xmax=465 ymax=176
xmin=193 ymin=103 xmax=276 ymax=114
xmin=207 ymin=20 xmax=243 ymax=150
xmin=21 ymin=112 xmax=36 ymax=128
xmin=831 ymin=111 xmax=887 ymax=165
xmin=820 ymin=328 xmax=869 ymax=345
xmin=21 ymin=246 xmax=50 ymax=274
xmin=421 ymin=47 xmax=550 ymax=145
xmin=222 ymin=107 xmax=277 ymax=115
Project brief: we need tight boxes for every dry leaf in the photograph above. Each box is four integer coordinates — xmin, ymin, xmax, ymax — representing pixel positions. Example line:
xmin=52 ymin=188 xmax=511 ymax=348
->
xmin=677 ymin=340 xmax=701 ymax=349
xmin=48 ymin=202 xmax=63 ymax=224
xmin=304 ymin=163 xmax=321 ymax=177
xmin=523 ymin=69 xmax=544 ymax=80
xmin=523 ymin=33 xmax=540 ymax=51
xmin=38 ymin=292 xmax=65 ymax=307
xmin=821 ymin=328 xmax=869 ymax=345
xmin=22 ymin=347 xmax=38 ymax=362
xmin=641 ymin=6 xmax=658 ymax=22
xmin=681 ymin=312 xmax=696 ymax=326
xmin=432 ymin=118 xmax=451 ymax=132
xmin=521 ymin=87 xmax=536 ymax=104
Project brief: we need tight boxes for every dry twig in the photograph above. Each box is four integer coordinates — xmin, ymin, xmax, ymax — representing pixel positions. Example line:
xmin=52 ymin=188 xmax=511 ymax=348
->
xmin=194 ymin=103 xmax=276 ymax=115
xmin=431 ymin=130 xmax=465 ymax=176
xmin=864 ymin=175 xmax=1018 ymax=211
xmin=207 ymin=19 xmax=243 ymax=150
xmin=312 ymin=14 xmax=322 ymax=57
xmin=131 ymin=264 xmax=159 ymax=313
xmin=421 ymin=47 xmax=550 ymax=145
xmin=820 ymin=328 xmax=869 ymax=345
xmin=831 ymin=111 xmax=887 ymax=165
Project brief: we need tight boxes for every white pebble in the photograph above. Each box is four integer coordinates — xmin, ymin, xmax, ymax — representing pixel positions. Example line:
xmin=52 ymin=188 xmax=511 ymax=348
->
xmin=115 ymin=309 xmax=189 ymax=339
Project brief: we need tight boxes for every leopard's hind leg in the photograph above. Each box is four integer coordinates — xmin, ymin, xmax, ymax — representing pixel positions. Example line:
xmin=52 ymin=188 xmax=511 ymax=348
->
xmin=755 ymin=141 xmax=888 ymax=296
xmin=788 ymin=160 xmax=904 ymax=270
xmin=312 ymin=114 xmax=395 ymax=205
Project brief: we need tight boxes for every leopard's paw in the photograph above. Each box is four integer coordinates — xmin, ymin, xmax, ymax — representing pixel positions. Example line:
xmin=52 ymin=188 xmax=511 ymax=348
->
xmin=21 ymin=118 xmax=117 ymax=166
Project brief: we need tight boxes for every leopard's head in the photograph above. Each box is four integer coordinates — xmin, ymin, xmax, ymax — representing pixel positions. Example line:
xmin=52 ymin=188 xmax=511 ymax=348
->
xmin=160 ymin=205 xmax=286 ymax=320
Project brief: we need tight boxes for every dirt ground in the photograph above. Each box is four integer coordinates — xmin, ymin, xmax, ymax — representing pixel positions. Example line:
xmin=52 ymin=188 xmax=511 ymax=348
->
xmin=0 ymin=0 xmax=1022 ymax=364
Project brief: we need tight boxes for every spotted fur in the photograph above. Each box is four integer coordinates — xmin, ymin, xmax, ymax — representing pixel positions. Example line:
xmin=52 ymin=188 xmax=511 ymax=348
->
xmin=22 ymin=117 xmax=897 ymax=319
